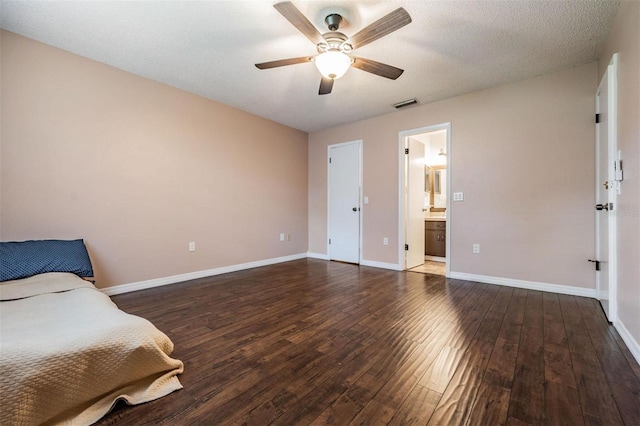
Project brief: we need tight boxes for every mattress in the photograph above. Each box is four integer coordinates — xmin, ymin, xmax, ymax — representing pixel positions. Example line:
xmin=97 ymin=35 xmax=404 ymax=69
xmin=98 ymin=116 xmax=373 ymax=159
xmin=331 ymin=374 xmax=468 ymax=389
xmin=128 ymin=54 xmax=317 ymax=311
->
xmin=0 ymin=272 xmax=183 ymax=425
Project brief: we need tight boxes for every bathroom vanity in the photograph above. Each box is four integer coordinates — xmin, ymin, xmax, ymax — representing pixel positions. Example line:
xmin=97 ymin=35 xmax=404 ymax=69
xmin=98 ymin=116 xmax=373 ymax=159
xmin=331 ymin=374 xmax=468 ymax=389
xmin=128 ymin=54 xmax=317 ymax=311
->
xmin=425 ymin=218 xmax=446 ymax=257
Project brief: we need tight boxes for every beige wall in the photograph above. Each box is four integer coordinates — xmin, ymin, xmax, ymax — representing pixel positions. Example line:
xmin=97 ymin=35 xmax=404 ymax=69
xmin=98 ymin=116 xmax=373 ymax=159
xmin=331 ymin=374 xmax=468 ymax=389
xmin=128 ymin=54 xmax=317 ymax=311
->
xmin=310 ymin=62 xmax=597 ymax=289
xmin=0 ymin=31 xmax=308 ymax=289
xmin=598 ymin=1 xmax=640 ymax=352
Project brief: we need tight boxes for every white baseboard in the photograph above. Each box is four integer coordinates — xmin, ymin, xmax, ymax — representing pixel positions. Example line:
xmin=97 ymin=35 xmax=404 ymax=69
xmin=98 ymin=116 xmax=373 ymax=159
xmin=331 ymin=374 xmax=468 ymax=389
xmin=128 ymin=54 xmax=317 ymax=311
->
xmin=447 ymin=271 xmax=597 ymax=298
xmin=102 ymin=255 xmax=595 ymax=301
xmin=360 ymin=259 xmax=403 ymax=271
xmin=307 ymin=253 xmax=402 ymax=272
xmin=307 ymin=254 xmax=402 ymax=271
xmin=101 ymin=253 xmax=308 ymax=296
xmin=307 ymin=252 xmax=330 ymax=260
xmin=615 ymin=318 xmax=640 ymax=365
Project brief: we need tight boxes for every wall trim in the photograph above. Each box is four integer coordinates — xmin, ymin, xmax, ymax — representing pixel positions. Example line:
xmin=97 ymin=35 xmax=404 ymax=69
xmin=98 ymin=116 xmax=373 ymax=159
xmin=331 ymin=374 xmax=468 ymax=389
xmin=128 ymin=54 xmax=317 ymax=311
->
xmin=102 ymin=255 xmax=600 ymax=303
xmin=615 ymin=318 xmax=640 ymax=365
xmin=307 ymin=252 xmax=330 ymax=260
xmin=309 ymin=253 xmax=402 ymax=270
xmin=101 ymin=253 xmax=308 ymax=296
xmin=448 ymin=271 xmax=597 ymax=298
xmin=360 ymin=259 xmax=403 ymax=271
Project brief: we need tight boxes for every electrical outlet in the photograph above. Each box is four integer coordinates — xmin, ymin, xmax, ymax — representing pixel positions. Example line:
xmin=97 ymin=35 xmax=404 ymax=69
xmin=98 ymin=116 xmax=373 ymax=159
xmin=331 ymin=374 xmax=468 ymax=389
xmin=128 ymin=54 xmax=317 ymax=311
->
xmin=383 ymin=237 xmax=389 ymax=246
xmin=189 ymin=242 xmax=196 ymax=252
xmin=279 ymin=233 xmax=285 ymax=241
xmin=473 ymin=244 xmax=480 ymax=254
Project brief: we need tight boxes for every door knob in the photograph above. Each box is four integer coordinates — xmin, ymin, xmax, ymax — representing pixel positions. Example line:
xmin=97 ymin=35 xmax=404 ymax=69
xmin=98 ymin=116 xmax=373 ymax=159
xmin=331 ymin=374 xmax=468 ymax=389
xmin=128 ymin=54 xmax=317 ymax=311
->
xmin=352 ymin=207 xmax=358 ymax=212
xmin=595 ymin=203 xmax=611 ymax=211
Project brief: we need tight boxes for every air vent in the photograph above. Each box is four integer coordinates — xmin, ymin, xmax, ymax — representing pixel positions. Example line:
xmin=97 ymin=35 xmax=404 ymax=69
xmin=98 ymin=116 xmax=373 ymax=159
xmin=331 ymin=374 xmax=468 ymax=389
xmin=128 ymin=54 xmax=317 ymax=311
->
xmin=393 ymin=98 xmax=418 ymax=109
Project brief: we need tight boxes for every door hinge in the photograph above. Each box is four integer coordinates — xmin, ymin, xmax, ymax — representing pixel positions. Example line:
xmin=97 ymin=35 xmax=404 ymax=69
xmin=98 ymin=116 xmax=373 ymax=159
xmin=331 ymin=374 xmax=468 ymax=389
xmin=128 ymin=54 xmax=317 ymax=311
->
xmin=405 ymin=148 xmax=409 ymax=155
xmin=596 ymin=202 xmax=613 ymax=211
xmin=588 ymin=259 xmax=600 ymax=271
xmin=329 ymin=238 xmax=331 ymax=245
xmin=405 ymin=244 xmax=409 ymax=251
xmin=595 ymin=113 xmax=600 ymax=123
xmin=329 ymin=157 xmax=332 ymax=163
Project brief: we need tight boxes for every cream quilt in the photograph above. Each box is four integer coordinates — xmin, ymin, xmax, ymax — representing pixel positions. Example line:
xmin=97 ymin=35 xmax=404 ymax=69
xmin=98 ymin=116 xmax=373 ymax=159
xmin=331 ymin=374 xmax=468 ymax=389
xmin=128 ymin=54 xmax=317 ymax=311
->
xmin=0 ymin=272 xmax=183 ymax=425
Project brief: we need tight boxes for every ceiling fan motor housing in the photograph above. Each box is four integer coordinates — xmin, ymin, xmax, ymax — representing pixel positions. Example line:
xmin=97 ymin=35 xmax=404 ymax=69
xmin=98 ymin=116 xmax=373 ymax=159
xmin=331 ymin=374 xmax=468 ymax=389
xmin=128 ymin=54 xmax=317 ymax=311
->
xmin=325 ymin=13 xmax=342 ymax=31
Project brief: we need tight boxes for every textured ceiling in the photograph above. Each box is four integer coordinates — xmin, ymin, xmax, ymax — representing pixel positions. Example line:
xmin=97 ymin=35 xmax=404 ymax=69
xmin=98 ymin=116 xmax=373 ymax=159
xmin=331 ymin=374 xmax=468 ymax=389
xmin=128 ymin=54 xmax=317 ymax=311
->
xmin=0 ymin=0 xmax=619 ymax=132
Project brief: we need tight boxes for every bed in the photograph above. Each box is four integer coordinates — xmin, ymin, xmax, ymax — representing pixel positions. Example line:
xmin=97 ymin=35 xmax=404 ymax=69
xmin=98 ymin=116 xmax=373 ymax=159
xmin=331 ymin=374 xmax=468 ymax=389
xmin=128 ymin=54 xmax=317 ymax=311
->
xmin=0 ymin=240 xmax=183 ymax=425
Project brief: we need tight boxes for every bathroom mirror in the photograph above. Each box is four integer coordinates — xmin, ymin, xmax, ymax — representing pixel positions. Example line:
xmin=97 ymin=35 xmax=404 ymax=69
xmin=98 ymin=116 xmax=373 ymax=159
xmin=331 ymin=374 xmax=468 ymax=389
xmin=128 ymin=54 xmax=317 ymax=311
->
xmin=425 ymin=167 xmax=430 ymax=193
xmin=425 ymin=165 xmax=446 ymax=212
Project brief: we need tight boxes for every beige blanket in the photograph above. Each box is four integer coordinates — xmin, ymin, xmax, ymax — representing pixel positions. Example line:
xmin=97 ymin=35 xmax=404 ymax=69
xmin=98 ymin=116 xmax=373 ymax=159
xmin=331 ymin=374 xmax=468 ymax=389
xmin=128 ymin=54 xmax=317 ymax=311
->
xmin=0 ymin=272 xmax=183 ymax=425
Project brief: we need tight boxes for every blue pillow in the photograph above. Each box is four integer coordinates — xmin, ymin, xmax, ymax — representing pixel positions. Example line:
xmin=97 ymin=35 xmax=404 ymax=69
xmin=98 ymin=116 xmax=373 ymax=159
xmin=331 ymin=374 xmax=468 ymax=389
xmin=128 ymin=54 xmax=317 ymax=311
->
xmin=0 ymin=239 xmax=94 ymax=282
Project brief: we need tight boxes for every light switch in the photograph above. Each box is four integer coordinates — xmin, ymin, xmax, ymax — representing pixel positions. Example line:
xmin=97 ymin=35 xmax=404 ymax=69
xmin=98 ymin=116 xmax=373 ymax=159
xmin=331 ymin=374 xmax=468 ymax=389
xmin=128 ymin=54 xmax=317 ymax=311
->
xmin=453 ymin=192 xmax=464 ymax=201
xmin=364 ymin=196 xmax=369 ymax=204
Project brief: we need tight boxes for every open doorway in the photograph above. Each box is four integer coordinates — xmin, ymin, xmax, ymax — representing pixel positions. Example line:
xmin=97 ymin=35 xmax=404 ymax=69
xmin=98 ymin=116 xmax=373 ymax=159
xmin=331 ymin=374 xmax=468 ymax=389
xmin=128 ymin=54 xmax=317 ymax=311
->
xmin=399 ymin=123 xmax=451 ymax=276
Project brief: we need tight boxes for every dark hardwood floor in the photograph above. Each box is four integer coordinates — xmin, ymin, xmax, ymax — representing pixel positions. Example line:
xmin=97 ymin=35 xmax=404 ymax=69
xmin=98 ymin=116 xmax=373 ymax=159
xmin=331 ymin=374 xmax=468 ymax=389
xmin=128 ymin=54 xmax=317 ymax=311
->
xmin=96 ymin=259 xmax=640 ymax=425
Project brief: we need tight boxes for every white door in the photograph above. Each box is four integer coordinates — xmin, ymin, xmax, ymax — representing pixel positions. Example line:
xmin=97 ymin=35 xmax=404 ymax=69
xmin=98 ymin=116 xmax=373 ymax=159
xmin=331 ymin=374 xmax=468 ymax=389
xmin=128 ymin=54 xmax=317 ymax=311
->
xmin=594 ymin=57 xmax=617 ymax=322
xmin=406 ymin=138 xmax=426 ymax=268
xmin=329 ymin=142 xmax=361 ymax=263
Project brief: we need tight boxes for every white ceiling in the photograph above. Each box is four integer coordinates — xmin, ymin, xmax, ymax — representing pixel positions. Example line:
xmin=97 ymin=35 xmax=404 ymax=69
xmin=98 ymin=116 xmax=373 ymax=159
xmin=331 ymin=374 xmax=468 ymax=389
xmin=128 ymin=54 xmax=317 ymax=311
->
xmin=0 ymin=0 xmax=619 ymax=133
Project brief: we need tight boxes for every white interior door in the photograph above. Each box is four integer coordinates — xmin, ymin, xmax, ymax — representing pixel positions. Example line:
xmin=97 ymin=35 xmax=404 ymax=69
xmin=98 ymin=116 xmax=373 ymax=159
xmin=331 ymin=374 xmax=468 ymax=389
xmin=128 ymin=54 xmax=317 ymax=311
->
xmin=329 ymin=142 xmax=361 ymax=263
xmin=595 ymin=58 xmax=617 ymax=322
xmin=406 ymin=138 xmax=426 ymax=268
xmin=596 ymin=80 xmax=611 ymax=319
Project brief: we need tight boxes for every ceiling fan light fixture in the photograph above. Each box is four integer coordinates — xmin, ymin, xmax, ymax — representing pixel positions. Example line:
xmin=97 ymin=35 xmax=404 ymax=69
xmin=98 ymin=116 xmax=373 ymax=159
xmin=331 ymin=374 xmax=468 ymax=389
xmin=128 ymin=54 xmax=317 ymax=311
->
xmin=314 ymin=50 xmax=352 ymax=80
xmin=257 ymin=2 xmax=412 ymax=95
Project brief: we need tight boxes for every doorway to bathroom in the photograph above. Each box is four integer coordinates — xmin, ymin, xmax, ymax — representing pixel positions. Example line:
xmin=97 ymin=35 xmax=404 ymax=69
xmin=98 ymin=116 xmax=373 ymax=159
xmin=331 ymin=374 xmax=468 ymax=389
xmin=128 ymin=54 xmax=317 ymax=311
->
xmin=399 ymin=123 xmax=450 ymax=276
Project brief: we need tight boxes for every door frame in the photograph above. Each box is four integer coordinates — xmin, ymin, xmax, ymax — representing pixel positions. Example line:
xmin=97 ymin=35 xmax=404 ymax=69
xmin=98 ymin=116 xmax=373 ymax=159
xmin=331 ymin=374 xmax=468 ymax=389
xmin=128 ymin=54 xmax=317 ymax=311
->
xmin=327 ymin=140 xmax=363 ymax=264
xmin=595 ymin=53 xmax=618 ymax=323
xmin=398 ymin=123 xmax=451 ymax=274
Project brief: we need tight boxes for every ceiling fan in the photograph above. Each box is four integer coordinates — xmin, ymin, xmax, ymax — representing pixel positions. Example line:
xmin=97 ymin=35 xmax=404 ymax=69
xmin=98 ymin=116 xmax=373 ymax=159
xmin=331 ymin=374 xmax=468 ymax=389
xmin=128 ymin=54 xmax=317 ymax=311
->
xmin=255 ymin=2 xmax=412 ymax=95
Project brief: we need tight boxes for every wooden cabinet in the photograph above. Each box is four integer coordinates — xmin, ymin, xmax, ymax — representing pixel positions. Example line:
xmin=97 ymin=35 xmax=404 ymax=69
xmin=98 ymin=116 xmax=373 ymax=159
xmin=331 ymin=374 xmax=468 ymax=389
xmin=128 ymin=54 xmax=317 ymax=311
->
xmin=425 ymin=220 xmax=446 ymax=257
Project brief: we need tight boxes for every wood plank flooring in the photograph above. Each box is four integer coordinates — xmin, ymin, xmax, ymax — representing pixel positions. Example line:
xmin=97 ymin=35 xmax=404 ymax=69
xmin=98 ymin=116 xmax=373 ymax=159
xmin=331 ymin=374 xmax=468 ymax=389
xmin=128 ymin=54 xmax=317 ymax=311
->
xmin=408 ymin=261 xmax=445 ymax=276
xmin=96 ymin=259 xmax=640 ymax=425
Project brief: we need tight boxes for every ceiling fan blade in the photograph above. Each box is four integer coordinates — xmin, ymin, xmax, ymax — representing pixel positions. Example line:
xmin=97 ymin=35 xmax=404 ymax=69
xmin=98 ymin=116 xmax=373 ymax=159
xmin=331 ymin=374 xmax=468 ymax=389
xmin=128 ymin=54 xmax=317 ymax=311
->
xmin=255 ymin=56 xmax=312 ymax=69
xmin=349 ymin=8 xmax=412 ymax=50
xmin=352 ymin=57 xmax=404 ymax=80
xmin=274 ymin=2 xmax=324 ymax=45
xmin=319 ymin=77 xmax=334 ymax=95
